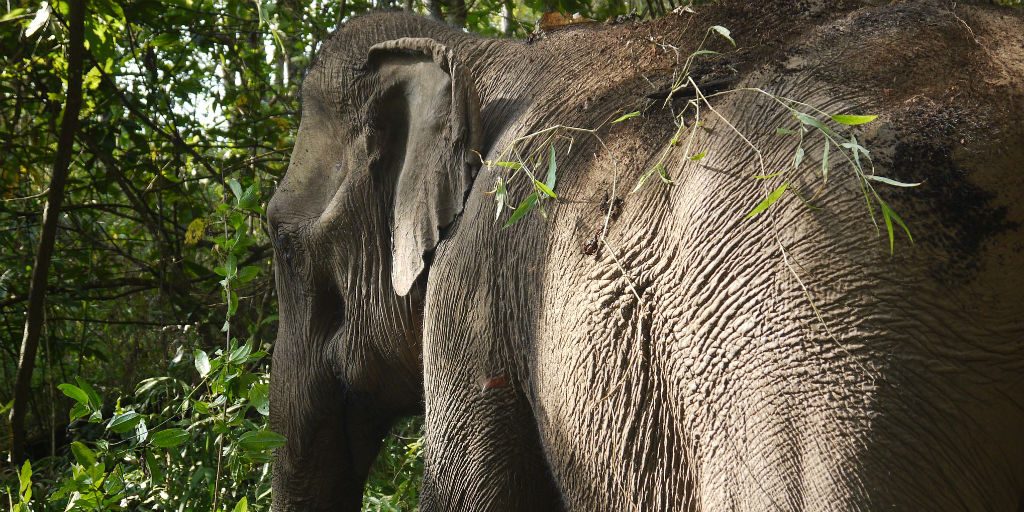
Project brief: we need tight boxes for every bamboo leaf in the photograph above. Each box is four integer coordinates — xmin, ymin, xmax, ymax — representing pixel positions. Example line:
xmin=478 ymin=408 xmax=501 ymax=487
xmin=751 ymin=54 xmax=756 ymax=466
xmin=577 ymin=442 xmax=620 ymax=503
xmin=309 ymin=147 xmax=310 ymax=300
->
xmin=502 ymin=193 xmax=538 ymax=228
xmin=534 ymin=180 xmax=557 ymax=199
xmin=831 ymin=114 xmax=877 ymax=126
xmin=794 ymin=112 xmax=837 ymax=139
xmin=745 ymin=182 xmax=789 ymax=219
xmin=611 ymin=111 xmax=640 ymax=123
xmin=865 ymin=175 xmax=920 ymax=187
xmin=710 ymin=25 xmax=735 ymax=46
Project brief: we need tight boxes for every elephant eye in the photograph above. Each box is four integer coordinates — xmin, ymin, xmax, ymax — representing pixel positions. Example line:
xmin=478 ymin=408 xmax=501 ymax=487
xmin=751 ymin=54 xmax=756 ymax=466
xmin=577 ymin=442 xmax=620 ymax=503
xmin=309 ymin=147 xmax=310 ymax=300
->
xmin=276 ymin=232 xmax=294 ymax=266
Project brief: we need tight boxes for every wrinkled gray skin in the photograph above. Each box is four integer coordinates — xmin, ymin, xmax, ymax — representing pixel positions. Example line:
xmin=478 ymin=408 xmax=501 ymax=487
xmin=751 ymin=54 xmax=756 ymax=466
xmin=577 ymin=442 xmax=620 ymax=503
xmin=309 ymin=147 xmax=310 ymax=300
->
xmin=268 ymin=2 xmax=1024 ymax=510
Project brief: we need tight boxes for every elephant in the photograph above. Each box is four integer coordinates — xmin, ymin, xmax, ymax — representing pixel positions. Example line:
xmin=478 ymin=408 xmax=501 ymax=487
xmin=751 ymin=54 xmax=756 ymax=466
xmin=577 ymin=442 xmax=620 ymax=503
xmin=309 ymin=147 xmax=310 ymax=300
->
xmin=267 ymin=0 xmax=1024 ymax=510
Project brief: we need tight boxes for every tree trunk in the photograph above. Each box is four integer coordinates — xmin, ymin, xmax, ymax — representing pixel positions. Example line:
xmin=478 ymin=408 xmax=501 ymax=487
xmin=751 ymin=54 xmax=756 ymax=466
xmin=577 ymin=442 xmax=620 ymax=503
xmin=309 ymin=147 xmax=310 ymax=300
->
xmin=446 ymin=0 xmax=467 ymax=27
xmin=8 ymin=0 xmax=86 ymax=465
xmin=424 ymin=0 xmax=443 ymax=21
xmin=501 ymin=0 xmax=514 ymax=36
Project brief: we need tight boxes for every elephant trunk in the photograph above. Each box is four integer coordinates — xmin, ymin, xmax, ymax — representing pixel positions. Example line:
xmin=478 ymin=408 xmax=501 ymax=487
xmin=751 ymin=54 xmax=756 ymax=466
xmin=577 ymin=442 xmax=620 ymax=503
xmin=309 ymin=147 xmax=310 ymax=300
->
xmin=268 ymin=262 xmax=388 ymax=511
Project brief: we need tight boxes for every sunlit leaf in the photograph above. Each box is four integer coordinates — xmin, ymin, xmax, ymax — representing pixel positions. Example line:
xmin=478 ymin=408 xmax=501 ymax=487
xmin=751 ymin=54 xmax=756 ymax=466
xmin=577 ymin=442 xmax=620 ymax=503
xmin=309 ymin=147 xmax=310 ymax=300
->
xmin=502 ymin=193 xmax=538 ymax=228
xmin=58 ymin=383 xmax=90 ymax=406
xmin=194 ymin=349 xmax=211 ymax=377
xmin=745 ymin=182 xmax=789 ymax=219
xmin=865 ymin=175 xmax=920 ymax=187
xmin=611 ymin=111 xmax=640 ymax=123
xmin=24 ymin=2 xmax=50 ymax=37
xmin=710 ymin=25 xmax=735 ymax=46
xmin=534 ymin=180 xmax=556 ymax=199
xmin=108 ymin=411 xmax=143 ymax=433
xmin=831 ymin=114 xmax=877 ymax=126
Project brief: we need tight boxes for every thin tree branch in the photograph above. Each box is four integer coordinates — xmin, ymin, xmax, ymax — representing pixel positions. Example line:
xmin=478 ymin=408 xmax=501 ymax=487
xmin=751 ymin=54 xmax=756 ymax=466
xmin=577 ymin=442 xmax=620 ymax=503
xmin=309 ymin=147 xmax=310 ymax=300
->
xmin=9 ymin=0 xmax=86 ymax=465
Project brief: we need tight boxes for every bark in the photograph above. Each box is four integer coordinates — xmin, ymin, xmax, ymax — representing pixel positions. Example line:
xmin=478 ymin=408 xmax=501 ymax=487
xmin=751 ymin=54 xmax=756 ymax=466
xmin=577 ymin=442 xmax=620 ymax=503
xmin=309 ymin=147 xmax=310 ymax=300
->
xmin=8 ymin=0 xmax=86 ymax=464
xmin=446 ymin=0 xmax=467 ymax=27
xmin=501 ymin=0 xmax=514 ymax=36
xmin=424 ymin=0 xmax=443 ymax=21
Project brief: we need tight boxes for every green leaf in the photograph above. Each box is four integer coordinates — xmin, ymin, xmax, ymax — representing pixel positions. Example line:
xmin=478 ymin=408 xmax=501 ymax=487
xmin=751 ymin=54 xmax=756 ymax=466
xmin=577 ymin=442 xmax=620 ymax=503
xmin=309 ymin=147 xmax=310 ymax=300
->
xmin=238 ymin=430 xmax=287 ymax=453
xmin=745 ymin=182 xmax=789 ymax=219
xmin=69 ymin=402 xmax=90 ymax=422
xmin=18 ymin=460 xmax=31 ymax=494
xmin=107 ymin=411 xmax=143 ymax=433
xmin=831 ymin=114 xmax=878 ymax=126
xmin=710 ymin=25 xmax=735 ymax=46
xmin=545 ymin=145 xmax=557 ymax=190
xmin=194 ymin=349 xmax=211 ymax=377
xmin=534 ymin=180 xmax=557 ymax=199
xmin=502 ymin=193 xmax=538 ymax=229
xmin=878 ymin=199 xmax=913 ymax=253
xmin=775 ymin=127 xmax=797 ymax=136
xmin=76 ymin=377 xmax=102 ymax=408
xmin=865 ymin=175 xmax=920 ymax=187
xmin=656 ymin=163 xmax=673 ymax=184
xmin=150 ymin=428 xmax=189 ymax=448
xmin=689 ymin=151 xmax=707 ymax=161
xmin=631 ymin=165 xmax=660 ymax=193
xmin=611 ymin=111 xmax=640 ymax=123
xmin=233 ymin=497 xmax=249 ymax=512
xmin=249 ymin=383 xmax=270 ymax=416
xmin=229 ymin=342 xmax=251 ymax=364
xmin=794 ymin=112 xmax=837 ymax=139
xmin=236 ymin=265 xmax=260 ymax=283
xmin=793 ymin=146 xmax=805 ymax=170
xmin=70 ymin=441 xmax=96 ymax=466
xmin=494 ymin=161 xmax=521 ymax=169
xmin=228 ymin=178 xmax=243 ymax=201
xmin=58 ymin=383 xmax=90 ymax=406
xmin=145 ymin=451 xmax=163 ymax=482
xmin=150 ymin=33 xmax=178 ymax=48
xmin=238 ymin=184 xmax=258 ymax=210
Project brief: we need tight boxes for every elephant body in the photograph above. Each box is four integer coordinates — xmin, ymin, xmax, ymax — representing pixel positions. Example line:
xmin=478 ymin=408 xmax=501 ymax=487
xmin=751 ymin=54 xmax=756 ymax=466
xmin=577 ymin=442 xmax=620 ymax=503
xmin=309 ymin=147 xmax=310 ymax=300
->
xmin=268 ymin=1 xmax=1024 ymax=510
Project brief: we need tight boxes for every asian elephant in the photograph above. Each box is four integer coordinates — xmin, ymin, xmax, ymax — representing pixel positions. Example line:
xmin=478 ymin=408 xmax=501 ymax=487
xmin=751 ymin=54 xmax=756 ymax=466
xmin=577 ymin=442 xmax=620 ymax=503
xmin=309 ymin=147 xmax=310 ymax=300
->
xmin=267 ymin=0 xmax=1024 ymax=510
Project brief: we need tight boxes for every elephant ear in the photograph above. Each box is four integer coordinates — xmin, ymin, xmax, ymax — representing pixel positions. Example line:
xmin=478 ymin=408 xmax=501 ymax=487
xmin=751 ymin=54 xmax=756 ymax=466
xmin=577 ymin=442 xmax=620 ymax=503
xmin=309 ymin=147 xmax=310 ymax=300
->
xmin=364 ymin=38 xmax=482 ymax=297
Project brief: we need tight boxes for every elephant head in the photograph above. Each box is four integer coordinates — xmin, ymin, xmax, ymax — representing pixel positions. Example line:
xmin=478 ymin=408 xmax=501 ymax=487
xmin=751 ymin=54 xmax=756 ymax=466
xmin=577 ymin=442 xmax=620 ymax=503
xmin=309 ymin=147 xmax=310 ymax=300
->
xmin=267 ymin=25 xmax=481 ymax=510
